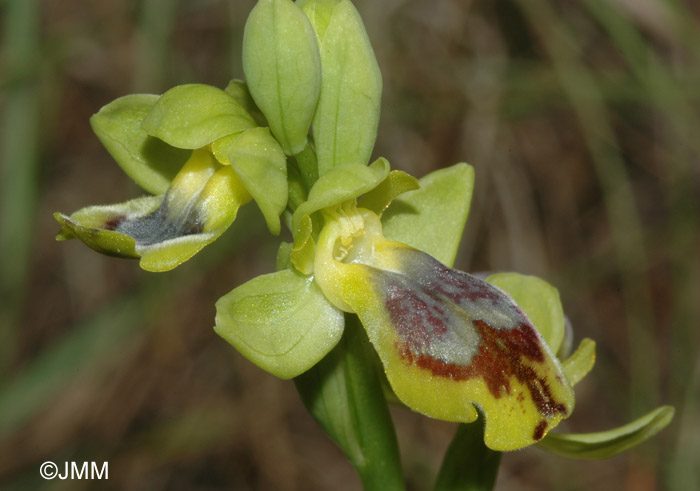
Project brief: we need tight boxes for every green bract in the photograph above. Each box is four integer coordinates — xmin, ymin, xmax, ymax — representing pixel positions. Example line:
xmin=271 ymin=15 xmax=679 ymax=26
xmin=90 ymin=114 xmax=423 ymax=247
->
xmin=242 ymin=0 xmax=321 ymax=156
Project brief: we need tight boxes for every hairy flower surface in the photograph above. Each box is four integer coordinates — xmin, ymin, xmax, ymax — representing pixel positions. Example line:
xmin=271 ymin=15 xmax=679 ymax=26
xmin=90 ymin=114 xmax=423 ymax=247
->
xmin=54 ymin=83 xmax=287 ymax=271
xmin=55 ymin=148 xmax=251 ymax=271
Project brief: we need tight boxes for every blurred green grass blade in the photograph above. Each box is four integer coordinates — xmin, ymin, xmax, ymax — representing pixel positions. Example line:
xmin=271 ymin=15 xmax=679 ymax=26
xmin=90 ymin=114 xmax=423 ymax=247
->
xmin=0 ymin=290 xmax=148 ymax=440
xmin=580 ymin=2 xmax=700 ymax=485
xmin=583 ymin=0 xmax=700 ymax=156
xmin=537 ymin=406 xmax=674 ymax=459
xmin=514 ymin=0 xmax=658 ymax=416
xmin=434 ymin=421 xmax=501 ymax=491
xmin=0 ymin=207 xmax=263 ymax=442
xmin=133 ymin=0 xmax=179 ymax=91
xmin=0 ymin=0 xmax=42 ymax=374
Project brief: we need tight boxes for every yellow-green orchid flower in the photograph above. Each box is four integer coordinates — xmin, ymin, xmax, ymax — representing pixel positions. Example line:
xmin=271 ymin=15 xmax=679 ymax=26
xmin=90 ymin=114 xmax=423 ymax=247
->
xmin=55 ymin=148 xmax=252 ymax=272
xmin=54 ymin=83 xmax=288 ymax=271
xmin=216 ymin=161 xmax=576 ymax=451
xmin=313 ymin=203 xmax=574 ymax=450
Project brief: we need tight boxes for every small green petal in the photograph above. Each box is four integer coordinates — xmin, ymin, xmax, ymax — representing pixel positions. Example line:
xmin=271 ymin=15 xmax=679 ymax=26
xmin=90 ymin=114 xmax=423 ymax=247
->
xmin=382 ymin=163 xmax=474 ymax=267
xmin=90 ymin=94 xmax=190 ymax=194
xmin=141 ymin=84 xmax=256 ymax=149
xmin=242 ymin=0 xmax=321 ymax=156
xmin=486 ymin=272 xmax=566 ymax=354
xmin=561 ymin=338 xmax=596 ymax=386
xmin=291 ymin=214 xmax=316 ymax=275
xmin=359 ymin=169 xmax=419 ymax=217
xmin=538 ymin=406 xmax=675 ymax=459
xmin=215 ymin=269 xmax=344 ymax=379
xmin=211 ymin=127 xmax=287 ymax=235
xmin=310 ymin=0 xmax=382 ymax=176
xmin=292 ymin=157 xmax=389 ymax=234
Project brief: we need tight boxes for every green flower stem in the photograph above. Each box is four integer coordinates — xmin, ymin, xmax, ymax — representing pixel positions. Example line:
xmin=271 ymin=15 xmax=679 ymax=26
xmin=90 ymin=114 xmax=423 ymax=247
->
xmin=434 ymin=422 xmax=501 ymax=491
xmin=293 ymin=141 xmax=320 ymax=190
xmin=295 ymin=314 xmax=404 ymax=491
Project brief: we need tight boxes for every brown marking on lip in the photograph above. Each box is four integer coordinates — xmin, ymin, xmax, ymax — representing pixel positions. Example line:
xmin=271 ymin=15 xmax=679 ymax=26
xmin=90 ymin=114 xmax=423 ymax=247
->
xmin=386 ymin=283 xmax=448 ymax=350
xmin=533 ymin=420 xmax=548 ymax=441
xmin=382 ymin=258 xmax=568 ymax=420
xmin=398 ymin=320 xmax=567 ymax=417
xmin=104 ymin=215 xmax=126 ymax=231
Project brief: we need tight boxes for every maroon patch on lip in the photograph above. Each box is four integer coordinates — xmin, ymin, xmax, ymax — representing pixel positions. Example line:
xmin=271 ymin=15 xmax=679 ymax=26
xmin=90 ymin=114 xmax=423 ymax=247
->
xmin=533 ymin=420 xmax=548 ymax=441
xmin=386 ymin=283 xmax=448 ymax=350
xmin=397 ymin=320 xmax=567 ymax=417
xmin=382 ymin=255 xmax=568 ymax=419
xmin=104 ymin=215 xmax=126 ymax=231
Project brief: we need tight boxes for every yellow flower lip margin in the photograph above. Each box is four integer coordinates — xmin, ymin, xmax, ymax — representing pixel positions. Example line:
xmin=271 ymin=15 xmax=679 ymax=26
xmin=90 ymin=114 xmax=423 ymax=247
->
xmin=313 ymin=208 xmax=575 ymax=451
xmin=55 ymin=148 xmax=252 ymax=272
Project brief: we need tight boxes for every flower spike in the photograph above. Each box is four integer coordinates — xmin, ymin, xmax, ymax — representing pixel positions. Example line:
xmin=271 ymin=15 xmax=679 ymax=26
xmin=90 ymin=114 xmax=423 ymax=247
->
xmin=314 ymin=208 xmax=574 ymax=451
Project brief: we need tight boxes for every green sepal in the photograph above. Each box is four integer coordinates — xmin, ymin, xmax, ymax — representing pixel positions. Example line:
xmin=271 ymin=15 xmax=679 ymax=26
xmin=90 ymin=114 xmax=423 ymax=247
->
xmin=562 ymin=338 xmax=596 ymax=386
xmin=291 ymin=214 xmax=316 ymax=275
xmin=537 ymin=406 xmax=675 ymax=459
xmin=382 ymin=163 xmax=474 ymax=268
xmin=294 ymin=315 xmax=404 ymax=490
xmin=90 ymin=94 xmax=190 ymax=195
xmin=486 ymin=272 xmax=566 ymax=354
xmin=224 ymin=79 xmax=268 ymax=127
xmin=242 ymin=0 xmax=321 ymax=156
xmin=214 ymin=269 xmax=344 ymax=379
xmin=141 ymin=84 xmax=256 ymax=149
xmin=310 ymin=0 xmax=382 ymax=176
xmin=292 ymin=157 xmax=390 ymax=233
xmin=359 ymin=170 xmax=419 ymax=217
xmin=297 ymin=0 xmax=342 ymax=43
xmin=211 ymin=127 xmax=287 ymax=235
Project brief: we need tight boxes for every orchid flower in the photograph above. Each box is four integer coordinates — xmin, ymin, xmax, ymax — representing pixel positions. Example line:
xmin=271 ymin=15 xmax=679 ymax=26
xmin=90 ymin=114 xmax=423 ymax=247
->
xmin=54 ymin=83 xmax=288 ymax=271
xmin=216 ymin=159 xmax=578 ymax=450
xmin=53 ymin=0 xmax=674 ymax=484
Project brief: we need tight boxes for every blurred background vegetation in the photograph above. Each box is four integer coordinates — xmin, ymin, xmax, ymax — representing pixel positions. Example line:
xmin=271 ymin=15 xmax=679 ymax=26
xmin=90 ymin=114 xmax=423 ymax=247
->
xmin=0 ymin=0 xmax=698 ymax=489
